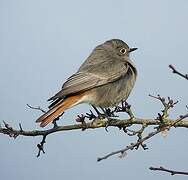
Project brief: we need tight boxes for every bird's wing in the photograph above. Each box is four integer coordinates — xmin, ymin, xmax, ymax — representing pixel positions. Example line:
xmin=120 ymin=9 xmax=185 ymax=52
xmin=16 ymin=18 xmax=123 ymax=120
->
xmin=48 ymin=59 xmax=129 ymax=101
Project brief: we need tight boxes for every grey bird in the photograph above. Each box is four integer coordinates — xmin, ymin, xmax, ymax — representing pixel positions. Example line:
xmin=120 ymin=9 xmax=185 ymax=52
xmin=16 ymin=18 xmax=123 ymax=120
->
xmin=36 ymin=39 xmax=137 ymax=127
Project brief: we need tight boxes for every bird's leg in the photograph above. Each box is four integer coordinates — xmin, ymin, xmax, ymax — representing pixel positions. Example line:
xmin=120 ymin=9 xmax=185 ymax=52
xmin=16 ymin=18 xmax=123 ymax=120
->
xmin=52 ymin=118 xmax=58 ymax=128
xmin=100 ymin=107 xmax=113 ymax=132
xmin=92 ymin=105 xmax=104 ymax=119
xmin=89 ymin=105 xmax=106 ymax=129
xmin=76 ymin=114 xmax=87 ymax=131
xmin=100 ymin=107 xmax=117 ymax=117
xmin=100 ymin=107 xmax=110 ymax=118
xmin=52 ymin=112 xmax=64 ymax=128
xmin=115 ymin=100 xmax=134 ymax=120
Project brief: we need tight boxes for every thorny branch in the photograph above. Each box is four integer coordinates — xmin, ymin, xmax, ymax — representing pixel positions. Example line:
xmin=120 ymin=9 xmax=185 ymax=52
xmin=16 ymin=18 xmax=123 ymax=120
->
xmin=149 ymin=166 xmax=188 ymax=176
xmin=26 ymin=104 xmax=46 ymax=113
xmin=1 ymin=96 xmax=188 ymax=159
xmin=37 ymin=134 xmax=47 ymax=157
xmin=97 ymin=95 xmax=188 ymax=161
xmin=150 ymin=65 xmax=188 ymax=176
xmin=169 ymin=64 xmax=188 ymax=80
xmin=97 ymin=128 xmax=161 ymax=161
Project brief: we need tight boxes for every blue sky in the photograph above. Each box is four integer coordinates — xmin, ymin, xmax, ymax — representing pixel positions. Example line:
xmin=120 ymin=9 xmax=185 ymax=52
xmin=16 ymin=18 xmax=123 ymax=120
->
xmin=0 ymin=1 xmax=188 ymax=180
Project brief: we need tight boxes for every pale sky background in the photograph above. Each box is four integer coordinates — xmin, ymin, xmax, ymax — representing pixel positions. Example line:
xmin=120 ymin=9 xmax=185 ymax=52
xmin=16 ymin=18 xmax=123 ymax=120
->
xmin=0 ymin=0 xmax=188 ymax=180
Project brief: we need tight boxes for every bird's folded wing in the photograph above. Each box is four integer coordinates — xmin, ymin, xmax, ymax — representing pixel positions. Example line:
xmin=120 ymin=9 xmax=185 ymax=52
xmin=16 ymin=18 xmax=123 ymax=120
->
xmin=48 ymin=61 xmax=128 ymax=101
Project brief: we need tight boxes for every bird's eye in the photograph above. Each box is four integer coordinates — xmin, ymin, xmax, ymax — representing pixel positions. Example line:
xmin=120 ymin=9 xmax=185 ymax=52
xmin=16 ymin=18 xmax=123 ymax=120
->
xmin=120 ymin=48 xmax=127 ymax=54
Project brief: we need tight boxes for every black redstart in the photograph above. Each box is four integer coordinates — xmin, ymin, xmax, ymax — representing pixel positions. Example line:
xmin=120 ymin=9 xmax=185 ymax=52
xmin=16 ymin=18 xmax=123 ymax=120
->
xmin=36 ymin=39 xmax=137 ymax=127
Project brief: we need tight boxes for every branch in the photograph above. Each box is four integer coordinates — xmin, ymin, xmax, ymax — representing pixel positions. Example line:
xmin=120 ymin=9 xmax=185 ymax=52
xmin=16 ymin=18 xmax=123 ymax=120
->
xmin=148 ymin=65 xmax=188 ymax=176
xmin=26 ymin=104 xmax=46 ymax=113
xmin=149 ymin=166 xmax=188 ymax=176
xmin=1 ymin=117 xmax=188 ymax=138
xmin=169 ymin=64 xmax=188 ymax=80
xmin=97 ymin=114 xmax=188 ymax=161
xmin=97 ymin=95 xmax=188 ymax=161
xmin=1 ymin=117 xmax=188 ymax=157
xmin=97 ymin=128 xmax=161 ymax=161
xmin=1 ymin=96 xmax=187 ymax=159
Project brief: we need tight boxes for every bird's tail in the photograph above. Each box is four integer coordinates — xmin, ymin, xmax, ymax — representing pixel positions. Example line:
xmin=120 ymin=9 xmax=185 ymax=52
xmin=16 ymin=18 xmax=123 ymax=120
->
xmin=36 ymin=94 xmax=83 ymax=127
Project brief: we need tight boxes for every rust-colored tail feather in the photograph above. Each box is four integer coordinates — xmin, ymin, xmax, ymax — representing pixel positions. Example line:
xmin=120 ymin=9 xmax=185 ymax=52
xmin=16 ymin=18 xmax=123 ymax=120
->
xmin=36 ymin=94 xmax=83 ymax=127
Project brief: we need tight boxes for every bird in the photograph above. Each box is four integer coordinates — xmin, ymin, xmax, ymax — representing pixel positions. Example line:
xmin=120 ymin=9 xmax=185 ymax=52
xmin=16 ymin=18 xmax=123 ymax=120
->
xmin=36 ymin=39 xmax=137 ymax=127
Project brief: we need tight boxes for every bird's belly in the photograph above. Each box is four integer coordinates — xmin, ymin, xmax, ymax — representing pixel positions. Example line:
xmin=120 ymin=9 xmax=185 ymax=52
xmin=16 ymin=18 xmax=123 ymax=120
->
xmin=87 ymin=72 xmax=136 ymax=108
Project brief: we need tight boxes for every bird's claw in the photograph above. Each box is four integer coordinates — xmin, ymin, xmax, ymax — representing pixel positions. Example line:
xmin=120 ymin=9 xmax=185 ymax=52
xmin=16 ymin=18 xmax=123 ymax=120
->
xmin=105 ymin=118 xmax=113 ymax=132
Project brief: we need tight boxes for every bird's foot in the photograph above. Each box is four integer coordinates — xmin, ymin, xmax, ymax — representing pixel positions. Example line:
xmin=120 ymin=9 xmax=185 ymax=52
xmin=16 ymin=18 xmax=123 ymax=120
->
xmin=91 ymin=105 xmax=106 ymax=119
xmin=104 ymin=118 xmax=113 ymax=132
xmin=52 ymin=112 xmax=64 ymax=128
xmin=99 ymin=107 xmax=116 ymax=132
xmin=115 ymin=100 xmax=134 ymax=119
xmin=76 ymin=114 xmax=87 ymax=131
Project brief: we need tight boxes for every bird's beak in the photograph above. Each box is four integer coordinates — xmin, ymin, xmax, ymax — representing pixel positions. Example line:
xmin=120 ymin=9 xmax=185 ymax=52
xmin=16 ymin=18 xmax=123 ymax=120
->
xmin=129 ymin=48 xmax=138 ymax=52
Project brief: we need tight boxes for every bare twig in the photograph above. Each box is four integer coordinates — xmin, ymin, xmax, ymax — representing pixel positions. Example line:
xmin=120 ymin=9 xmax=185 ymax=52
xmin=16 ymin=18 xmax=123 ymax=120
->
xmin=97 ymin=112 xmax=188 ymax=161
xmin=1 ymin=96 xmax=188 ymax=159
xmin=149 ymin=166 xmax=188 ymax=176
xmin=1 ymin=117 xmax=188 ymax=137
xmin=115 ymin=101 xmax=134 ymax=119
xmin=149 ymin=94 xmax=178 ymax=124
xmin=149 ymin=65 xmax=188 ymax=176
xmin=173 ymin=113 xmax=188 ymax=126
xmin=97 ymin=128 xmax=161 ymax=162
xmin=169 ymin=64 xmax=188 ymax=80
xmin=19 ymin=123 xmax=23 ymax=132
xmin=97 ymin=95 xmax=187 ymax=161
xmin=26 ymin=104 xmax=46 ymax=113
xmin=123 ymin=123 xmax=148 ymax=150
xmin=1 ymin=116 xmax=188 ymax=157
xmin=37 ymin=134 xmax=47 ymax=157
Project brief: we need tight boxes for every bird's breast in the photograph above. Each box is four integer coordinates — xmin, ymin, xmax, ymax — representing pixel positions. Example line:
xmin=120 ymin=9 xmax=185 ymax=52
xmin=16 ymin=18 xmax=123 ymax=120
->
xmin=84 ymin=67 xmax=136 ymax=107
